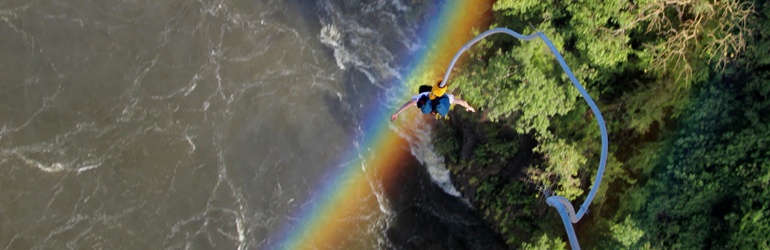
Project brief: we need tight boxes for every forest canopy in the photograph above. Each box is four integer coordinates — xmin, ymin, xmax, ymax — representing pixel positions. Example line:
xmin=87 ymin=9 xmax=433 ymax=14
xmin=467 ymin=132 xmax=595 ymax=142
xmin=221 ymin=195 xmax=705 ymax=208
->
xmin=434 ymin=0 xmax=770 ymax=248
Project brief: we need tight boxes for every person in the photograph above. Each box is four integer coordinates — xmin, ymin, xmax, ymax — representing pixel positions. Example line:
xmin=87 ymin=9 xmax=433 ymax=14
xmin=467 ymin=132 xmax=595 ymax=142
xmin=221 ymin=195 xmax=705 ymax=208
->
xmin=391 ymin=84 xmax=475 ymax=122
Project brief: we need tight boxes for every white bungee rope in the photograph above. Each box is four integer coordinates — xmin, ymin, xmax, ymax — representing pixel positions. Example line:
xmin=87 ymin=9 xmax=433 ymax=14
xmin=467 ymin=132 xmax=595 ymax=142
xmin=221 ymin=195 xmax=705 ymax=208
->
xmin=437 ymin=28 xmax=609 ymax=250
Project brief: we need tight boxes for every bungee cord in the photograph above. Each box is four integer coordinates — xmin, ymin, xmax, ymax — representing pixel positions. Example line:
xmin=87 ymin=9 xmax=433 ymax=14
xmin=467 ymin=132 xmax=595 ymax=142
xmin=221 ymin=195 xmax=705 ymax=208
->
xmin=434 ymin=28 xmax=609 ymax=250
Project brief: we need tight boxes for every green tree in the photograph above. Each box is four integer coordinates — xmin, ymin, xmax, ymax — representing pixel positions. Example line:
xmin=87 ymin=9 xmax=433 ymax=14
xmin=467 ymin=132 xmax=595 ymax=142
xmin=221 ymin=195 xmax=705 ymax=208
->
xmin=627 ymin=73 xmax=770 ymax=248
xmin=608 ymin=215 xmax=650 ymax=249
xmin=520 ymin=233 xmax=567 ymax=250
xmin=453 ymin=25 xmax=579 ymax=136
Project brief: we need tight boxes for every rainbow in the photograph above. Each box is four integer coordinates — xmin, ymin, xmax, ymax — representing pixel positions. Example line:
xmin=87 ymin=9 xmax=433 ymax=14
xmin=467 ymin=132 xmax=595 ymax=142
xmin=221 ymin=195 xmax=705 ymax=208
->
xmin=272 ymin=1 xmax=493 ymax=249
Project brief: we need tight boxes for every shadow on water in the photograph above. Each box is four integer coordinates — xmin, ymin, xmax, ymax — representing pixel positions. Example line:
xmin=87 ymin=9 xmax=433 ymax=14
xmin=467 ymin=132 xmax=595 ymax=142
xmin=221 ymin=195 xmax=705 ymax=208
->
xmin=382 ymin=138 xmax=509 ymax=250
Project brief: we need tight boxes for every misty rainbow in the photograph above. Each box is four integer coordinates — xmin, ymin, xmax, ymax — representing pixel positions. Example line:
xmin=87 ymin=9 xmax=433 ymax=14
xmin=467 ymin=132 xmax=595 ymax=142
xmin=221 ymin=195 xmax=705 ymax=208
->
xmin=274 ymin=1 xmax=494 ymax=248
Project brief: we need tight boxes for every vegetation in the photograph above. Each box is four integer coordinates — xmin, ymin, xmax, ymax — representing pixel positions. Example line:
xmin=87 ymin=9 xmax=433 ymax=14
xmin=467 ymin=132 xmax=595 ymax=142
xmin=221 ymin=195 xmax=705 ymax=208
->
xmin=434 ymin=0 xmax=769 ymax=248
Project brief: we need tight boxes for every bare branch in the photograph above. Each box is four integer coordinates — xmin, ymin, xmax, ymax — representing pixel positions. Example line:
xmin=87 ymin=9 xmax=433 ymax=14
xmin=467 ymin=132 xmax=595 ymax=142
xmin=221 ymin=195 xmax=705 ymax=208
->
xmin=619 ymin=0 xmax=753 ymax=86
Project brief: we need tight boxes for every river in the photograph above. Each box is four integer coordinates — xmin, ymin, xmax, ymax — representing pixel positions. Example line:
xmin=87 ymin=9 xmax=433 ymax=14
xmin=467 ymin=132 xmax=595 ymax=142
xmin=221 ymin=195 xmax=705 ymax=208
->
xmin=0 ymin=0 xmax=505 ymax=249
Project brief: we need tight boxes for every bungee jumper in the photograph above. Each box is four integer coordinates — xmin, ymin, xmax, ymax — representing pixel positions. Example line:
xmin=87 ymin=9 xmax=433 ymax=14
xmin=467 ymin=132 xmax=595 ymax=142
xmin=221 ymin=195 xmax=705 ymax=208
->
xmin=390 ymin=80 xmax=475 ymax=122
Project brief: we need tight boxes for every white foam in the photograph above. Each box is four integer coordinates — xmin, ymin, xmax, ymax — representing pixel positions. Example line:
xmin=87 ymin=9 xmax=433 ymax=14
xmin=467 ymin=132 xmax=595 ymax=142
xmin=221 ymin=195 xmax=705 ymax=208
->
xmin=317 ymin=0 xmax=406 ymax=83
xmin=388 ymin=0 xmax=411 ymax=12
xmin=319 ymin=24 xmax=346 ymax=70
xmin=391 ymin=117 xmax=462 ymax=197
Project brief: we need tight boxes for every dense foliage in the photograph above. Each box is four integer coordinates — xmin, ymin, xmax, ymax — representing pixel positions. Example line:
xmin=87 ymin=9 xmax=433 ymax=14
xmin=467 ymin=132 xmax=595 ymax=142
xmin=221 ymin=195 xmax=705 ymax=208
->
xmin=434 ymin=0 xmax=769 ymax=248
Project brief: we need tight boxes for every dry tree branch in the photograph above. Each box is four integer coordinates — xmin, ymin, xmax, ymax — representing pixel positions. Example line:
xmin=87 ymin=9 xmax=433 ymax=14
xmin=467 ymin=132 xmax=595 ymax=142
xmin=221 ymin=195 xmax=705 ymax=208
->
xmin=616 ymin=0 xmax=753 ymax=85
xmin=704 ymin=0 xmax=754 ymax=69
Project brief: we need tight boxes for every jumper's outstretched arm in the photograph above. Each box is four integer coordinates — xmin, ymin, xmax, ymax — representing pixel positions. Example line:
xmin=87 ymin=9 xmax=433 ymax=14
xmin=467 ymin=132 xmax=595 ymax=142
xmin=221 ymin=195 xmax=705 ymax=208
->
xmin=391 ymin=99 xmax=417 ymax=122
xmin=453 ymin=98 xmax=475 ymax=112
